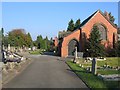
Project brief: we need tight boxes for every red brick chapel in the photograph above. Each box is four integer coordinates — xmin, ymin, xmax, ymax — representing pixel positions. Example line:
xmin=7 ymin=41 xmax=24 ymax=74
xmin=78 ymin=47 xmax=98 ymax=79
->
xmin=54 ymin=10 xmax=118 ymax=57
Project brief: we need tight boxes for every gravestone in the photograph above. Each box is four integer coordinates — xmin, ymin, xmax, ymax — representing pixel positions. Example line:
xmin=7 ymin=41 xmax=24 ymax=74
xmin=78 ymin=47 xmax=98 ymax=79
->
xmin=2 ymin=45 xmax=5 ymax=50
xmin=11 ymin=47 xmax=15 ymax=52
xmin=2 ymin=51 xmax=6 ymax=62
xmin=88 ymin=67 xmax=91 ymax=72
xmin=79 ymin=64 xmax=82 ymax=67
xmin=73 ymin=47 xmax=77 ymax=63
xmin=75 ymin=47 xmax=77 ymax=59
xmin=32 ymin=46 xmax=36 ymax=51
xmin=77 ymin=52 xmax=83 ymax=58
xmin=20 ymin=47 xmax=23 ymax=52
xmin=92 ymin=58 xmax=97 ymax=75
xmin=76 ymin=60 xmax=79 ymax=64
xmin=8 ymin=44 xmax=10 ymax=51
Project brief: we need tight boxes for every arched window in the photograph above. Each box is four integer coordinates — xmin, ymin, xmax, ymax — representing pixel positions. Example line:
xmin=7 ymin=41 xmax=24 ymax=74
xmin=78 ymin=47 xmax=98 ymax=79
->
xmin=97 ymin=24 xmax=107 ymax=40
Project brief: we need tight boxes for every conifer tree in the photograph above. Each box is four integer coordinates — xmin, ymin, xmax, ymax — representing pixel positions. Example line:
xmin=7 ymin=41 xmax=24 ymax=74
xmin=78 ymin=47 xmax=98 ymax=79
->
xmin=109 ymin=12 xmax=115 ymax=23
xmin=74 ymin=19 xmax=81 ymax=30
xmin=67 ymin=19 xmax=75 ymax=32
xmin=87 ymin=25 xmax=105 ymax=57
xmin=27 ymin=32 xmax=33 ymax=47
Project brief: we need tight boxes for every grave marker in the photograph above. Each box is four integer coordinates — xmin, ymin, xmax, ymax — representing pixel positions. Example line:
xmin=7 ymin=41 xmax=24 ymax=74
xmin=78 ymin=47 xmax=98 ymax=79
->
xmin=8 ymin=44 xmax=10 ymax=51
xmin=92 ymin=58 xmax=97 ymax=75
xmin=77 ymin=52 xmax=83 ymax=58
xmin=75 ymin=47 xmax=77 ymax=59
xmin=73 ymin=47 xmax=77 ymax=63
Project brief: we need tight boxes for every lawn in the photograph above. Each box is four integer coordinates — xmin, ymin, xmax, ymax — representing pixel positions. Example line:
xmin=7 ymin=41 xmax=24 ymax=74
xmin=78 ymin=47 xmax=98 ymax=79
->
xmin=77 ymin=57 xmax=120 ymax=75
xmin=77 ymin=57 xmax=119 ymax=67
xmin=97 ymin=57 xmax=119 ymax=67
xmin=66 ymin=61 xmax=120 ymax=89
xmin=97 ymin=69 xmax=120 ymax=75
xmin=29 ymin=49 xmax=43 ymax=55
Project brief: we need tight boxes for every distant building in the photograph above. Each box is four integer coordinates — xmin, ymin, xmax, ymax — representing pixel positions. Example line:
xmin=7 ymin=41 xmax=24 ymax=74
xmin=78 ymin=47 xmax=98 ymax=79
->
xmin=53 ymin=37 xmax=58 ymax=47
xmin=54 ymin=10 xmax=118 ymax=57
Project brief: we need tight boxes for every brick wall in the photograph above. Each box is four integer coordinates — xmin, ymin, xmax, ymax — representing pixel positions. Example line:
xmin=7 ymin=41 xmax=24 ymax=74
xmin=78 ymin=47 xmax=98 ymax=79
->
xmin=54 ymin=37 xmax=58 ymax=47
xmin=60 ymin=10 xmax=117 ymax=57
xmin=81 ymin=11 xmax=117 ymax=47
xmin=61 ymin=30 xmax=80 ymax=57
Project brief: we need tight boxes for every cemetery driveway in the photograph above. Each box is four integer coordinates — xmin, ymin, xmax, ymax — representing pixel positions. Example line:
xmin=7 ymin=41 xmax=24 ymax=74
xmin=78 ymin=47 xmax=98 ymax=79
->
xmin=3 ymin=54 xmax=88 ymax=88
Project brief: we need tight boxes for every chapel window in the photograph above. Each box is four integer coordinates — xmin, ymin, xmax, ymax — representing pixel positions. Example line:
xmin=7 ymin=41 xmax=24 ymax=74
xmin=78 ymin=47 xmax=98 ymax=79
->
xmin=92 ymin=24 xmax=107 ymax=40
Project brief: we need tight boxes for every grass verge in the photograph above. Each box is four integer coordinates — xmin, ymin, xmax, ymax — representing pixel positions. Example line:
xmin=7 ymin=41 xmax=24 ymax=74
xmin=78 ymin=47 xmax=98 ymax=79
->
xmin=66 ymin=60 xmax=120 ymax=90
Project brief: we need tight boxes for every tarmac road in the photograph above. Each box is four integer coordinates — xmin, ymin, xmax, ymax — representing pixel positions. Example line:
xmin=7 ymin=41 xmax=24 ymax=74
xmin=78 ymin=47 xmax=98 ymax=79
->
xmin=3 ymin=54 xmax=88 ymax=88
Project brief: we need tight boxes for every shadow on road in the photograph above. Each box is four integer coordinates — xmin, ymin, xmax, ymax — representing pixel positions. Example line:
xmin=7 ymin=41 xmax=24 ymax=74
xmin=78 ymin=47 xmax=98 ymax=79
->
xmin=56 ymin=57 xmax=66 ymax=62
xmin=42 ymin=52 xmax=75 ymax=63
xmin=43 ymin=52 xmax=55 ymax=56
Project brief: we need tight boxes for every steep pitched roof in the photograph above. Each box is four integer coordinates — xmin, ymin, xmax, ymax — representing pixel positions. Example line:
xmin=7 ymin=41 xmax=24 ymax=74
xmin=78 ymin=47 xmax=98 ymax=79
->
xmin=98 ymin=10 xmax=117 ymax=29
xmin=62 ymin=10 xmax=117 ymax=38
xmin=79 ymin=10 xmax=98 ymax=28
xmin=79 ymin=9 xmax=117 ymax=29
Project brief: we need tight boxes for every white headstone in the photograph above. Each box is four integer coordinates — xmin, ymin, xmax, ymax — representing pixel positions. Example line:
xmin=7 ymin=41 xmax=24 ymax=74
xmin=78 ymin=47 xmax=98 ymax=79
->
xmin=2 ymin=45 xmax=4 ymax=50
xmin=3 ymin=52 xmax=7 ymax=59
xmin=8 ymin=44 xmax=10 ymax=51
xmin=75 ymin=47 xmax=77 ymax=59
